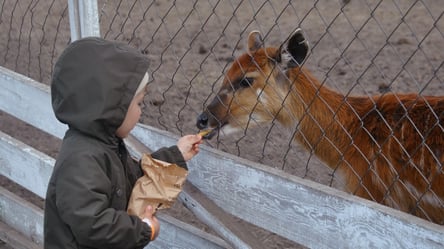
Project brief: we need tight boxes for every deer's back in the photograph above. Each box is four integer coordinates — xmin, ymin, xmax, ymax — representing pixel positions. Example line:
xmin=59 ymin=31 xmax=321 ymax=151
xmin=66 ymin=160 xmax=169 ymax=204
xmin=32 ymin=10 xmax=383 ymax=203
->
xmin=356 ymin=93 xmax=444 ymax=222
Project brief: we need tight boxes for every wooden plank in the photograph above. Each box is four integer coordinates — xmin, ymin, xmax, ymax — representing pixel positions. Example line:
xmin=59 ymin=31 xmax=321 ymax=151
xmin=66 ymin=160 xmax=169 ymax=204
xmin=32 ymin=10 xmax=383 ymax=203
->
xmin=1 ymin=215 xmax=229 ymax=249
xmin=180 ymin=182 xmax=266 ymax=249
xmin=0 ymin=131 xmax=54 ymax=199
xmin=153 ymin=214 xmax=230 ymax=249
xmin=0 ymin=187 xmax=44 ymax=246
xmin=131 ymin=124 xmax=444 ymax=249
xmin=0 ymin=221 xmax=42 ymax=249
xmin=0 ymin=186 xmax=229 ymax=249
xmin=0 ymin=66 xmax=67 ymax=140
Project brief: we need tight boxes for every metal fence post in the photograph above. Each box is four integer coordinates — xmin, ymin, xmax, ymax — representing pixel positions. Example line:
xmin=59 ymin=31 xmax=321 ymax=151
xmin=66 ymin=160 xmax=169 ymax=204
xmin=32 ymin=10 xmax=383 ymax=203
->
xmin=68 ymin=0 xmax=100 ymax=41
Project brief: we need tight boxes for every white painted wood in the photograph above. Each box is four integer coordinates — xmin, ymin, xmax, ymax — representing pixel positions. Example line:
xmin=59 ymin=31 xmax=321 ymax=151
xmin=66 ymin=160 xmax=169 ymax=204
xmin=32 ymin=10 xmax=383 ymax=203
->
xmin=178 ymin=191 xmax=250 ymax=249
xmin=0 ymin=221 xmax=42 ymax=249
xmin=0 ymin=66 xmax=67 ymax=139
xmin=68 ymin=0 xmax=101 ymax=41
xmin=0 ymin=186 xmax=229 ymax=249
xmin=153 ymin=214 xmax=230 ymax=249
xmin=0 ymin=131 xmax=53 ymax=198
xmin=0 ymin=186 xmax=44 ymax=246
xmin=131 ymin=124 xmax=444 ymax=249
xmin=179 ymin=182 xmax=268 ymax=249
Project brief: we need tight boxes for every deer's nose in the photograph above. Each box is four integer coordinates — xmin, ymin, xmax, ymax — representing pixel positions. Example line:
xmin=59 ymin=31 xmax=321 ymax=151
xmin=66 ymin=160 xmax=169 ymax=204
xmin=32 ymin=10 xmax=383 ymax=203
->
xmin=196 ymin=112 xmax=209 ymax=130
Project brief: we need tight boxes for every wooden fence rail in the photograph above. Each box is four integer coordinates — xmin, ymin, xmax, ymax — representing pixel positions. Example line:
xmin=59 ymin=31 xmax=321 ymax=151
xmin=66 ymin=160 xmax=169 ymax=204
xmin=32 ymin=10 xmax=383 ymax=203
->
xmin=1 ymin=64 xmax=444 ymax=249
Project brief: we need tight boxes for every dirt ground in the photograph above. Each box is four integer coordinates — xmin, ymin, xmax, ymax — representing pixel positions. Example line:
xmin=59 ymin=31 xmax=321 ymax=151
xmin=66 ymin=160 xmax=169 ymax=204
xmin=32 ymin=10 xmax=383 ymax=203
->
xmin=1 ymin=0 xmax=443 ymax=248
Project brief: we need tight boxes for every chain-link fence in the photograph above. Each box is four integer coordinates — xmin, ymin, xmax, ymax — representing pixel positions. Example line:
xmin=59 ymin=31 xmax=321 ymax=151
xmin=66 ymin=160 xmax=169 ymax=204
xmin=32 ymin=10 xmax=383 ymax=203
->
xmin=1 ymin=0 xmax=443 ymax=224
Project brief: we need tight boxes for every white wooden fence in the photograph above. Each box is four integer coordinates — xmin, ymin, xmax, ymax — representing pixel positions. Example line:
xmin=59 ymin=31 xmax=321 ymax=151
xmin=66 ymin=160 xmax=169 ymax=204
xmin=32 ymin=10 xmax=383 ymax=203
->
xmin=1 ymin=63 xmax=444 ymax=248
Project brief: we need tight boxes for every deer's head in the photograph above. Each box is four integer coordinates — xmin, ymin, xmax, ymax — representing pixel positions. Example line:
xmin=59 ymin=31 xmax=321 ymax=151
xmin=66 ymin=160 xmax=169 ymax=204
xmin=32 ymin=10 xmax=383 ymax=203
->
xmin=196 ymin=29 xmax=309 ymax=139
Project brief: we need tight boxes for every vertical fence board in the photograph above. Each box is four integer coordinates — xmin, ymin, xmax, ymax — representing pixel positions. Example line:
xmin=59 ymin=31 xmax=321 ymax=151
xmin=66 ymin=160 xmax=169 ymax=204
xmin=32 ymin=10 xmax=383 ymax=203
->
xmin=68 ymin=0 xmax=101 ymax=41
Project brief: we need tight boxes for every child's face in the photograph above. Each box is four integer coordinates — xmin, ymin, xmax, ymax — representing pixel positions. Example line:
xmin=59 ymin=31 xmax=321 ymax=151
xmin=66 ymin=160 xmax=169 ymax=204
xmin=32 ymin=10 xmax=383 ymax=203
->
xmin=115 ymin=88 xmax=146 ymax=138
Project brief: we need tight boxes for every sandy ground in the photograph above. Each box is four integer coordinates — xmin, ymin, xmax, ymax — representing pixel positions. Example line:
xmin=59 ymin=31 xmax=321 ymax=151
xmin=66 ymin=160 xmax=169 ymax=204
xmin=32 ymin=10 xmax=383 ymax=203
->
xmin=1 ymin=0 xmax=443 ymax=248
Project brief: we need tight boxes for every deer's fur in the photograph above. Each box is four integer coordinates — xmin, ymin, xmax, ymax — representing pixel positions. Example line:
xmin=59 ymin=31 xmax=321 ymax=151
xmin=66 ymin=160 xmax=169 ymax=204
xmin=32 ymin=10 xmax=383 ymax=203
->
xmin=196 ymin=29 xmax=444 ymax=224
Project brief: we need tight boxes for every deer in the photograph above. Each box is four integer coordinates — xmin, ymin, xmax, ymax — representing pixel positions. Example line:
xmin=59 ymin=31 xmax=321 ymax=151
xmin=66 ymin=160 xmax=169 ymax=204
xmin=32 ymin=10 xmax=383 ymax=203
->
xmin=196 ymin=29 xmax=444 ymax=225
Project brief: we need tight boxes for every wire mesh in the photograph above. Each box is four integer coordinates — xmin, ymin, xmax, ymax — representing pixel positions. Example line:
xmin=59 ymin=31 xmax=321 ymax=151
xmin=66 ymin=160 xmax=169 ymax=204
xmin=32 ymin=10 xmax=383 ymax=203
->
xmin=1 ymin=0 xmax=443 ymax=224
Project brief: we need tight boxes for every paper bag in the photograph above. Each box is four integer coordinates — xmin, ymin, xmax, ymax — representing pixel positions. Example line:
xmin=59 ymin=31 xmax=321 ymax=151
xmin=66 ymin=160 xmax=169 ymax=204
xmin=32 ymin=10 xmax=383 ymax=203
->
xmin=127 ymin=153 xmax=188 ymax=218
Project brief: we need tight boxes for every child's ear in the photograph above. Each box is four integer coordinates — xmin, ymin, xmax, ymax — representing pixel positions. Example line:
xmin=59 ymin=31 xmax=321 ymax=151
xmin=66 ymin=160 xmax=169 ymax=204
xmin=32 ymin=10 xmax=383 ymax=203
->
xmin=278 ymin=28 xmax=309 ymax=68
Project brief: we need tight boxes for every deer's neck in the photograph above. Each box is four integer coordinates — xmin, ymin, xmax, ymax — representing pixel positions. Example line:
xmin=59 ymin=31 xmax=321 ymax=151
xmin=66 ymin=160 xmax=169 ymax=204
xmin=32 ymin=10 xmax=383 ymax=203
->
xmin=279 ymin=68 xmax=369 ymax=166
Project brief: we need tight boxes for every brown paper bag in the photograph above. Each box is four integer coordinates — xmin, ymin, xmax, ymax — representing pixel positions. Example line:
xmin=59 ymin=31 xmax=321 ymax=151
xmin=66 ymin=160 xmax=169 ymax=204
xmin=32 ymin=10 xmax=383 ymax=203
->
xmin=127 ymin=153 xmax=188 ymax=218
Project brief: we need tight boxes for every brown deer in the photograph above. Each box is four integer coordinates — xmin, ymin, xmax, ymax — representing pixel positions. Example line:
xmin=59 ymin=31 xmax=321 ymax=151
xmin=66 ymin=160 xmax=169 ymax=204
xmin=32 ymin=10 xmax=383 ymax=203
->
xmin=196 ymin=29 xmax=444 ymax=224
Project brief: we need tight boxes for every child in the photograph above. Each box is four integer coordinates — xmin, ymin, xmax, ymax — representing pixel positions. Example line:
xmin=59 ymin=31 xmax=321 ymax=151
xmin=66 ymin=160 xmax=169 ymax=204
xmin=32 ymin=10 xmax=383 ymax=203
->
xmin=44 ymin=37 xmax=202 ymax=249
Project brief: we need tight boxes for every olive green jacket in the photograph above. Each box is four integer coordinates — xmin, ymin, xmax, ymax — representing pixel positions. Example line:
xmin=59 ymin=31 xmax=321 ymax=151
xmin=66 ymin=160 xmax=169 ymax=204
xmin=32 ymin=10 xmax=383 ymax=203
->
xmin=44 ymin=37 xmax=186 ymax=249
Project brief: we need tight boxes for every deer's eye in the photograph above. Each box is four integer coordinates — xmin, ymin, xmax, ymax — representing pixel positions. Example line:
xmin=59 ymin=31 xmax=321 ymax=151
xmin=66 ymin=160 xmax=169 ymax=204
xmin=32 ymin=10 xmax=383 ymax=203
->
xmin=239 ymin=77 xmax=254 ymax=88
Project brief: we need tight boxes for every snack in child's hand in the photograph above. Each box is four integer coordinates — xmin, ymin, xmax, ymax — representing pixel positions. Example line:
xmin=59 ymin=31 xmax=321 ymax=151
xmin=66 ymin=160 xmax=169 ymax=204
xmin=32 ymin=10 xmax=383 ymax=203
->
xmin=198 ymin=129 xmax=212 ymax=138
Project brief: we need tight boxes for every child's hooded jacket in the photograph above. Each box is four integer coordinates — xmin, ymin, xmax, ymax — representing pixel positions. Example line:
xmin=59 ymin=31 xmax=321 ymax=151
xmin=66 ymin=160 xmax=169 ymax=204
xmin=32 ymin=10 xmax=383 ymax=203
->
xmin=44 ymin=37 xmax=185 ymax=249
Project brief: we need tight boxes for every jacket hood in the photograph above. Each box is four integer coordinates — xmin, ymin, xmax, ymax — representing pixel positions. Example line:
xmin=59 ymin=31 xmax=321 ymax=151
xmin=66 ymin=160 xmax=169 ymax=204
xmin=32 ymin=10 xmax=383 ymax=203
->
xmin=51 ymin=37 xmax=149 ymax=144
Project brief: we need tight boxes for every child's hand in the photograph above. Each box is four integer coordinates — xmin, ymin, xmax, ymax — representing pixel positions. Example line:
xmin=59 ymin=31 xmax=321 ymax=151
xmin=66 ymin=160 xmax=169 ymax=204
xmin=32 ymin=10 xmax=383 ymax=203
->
xmin=177 ymin=134 xmax=202 ymax=161
xmin=142 ymin=205 xmax=160 ymax=241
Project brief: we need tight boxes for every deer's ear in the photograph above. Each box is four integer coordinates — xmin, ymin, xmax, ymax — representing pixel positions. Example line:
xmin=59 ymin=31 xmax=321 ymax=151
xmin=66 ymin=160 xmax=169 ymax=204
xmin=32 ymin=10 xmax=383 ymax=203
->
xmin=248 ymin=30 xmax=264 ymax=55
xmin=279 ymin=28 xmax=309 ymax=67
